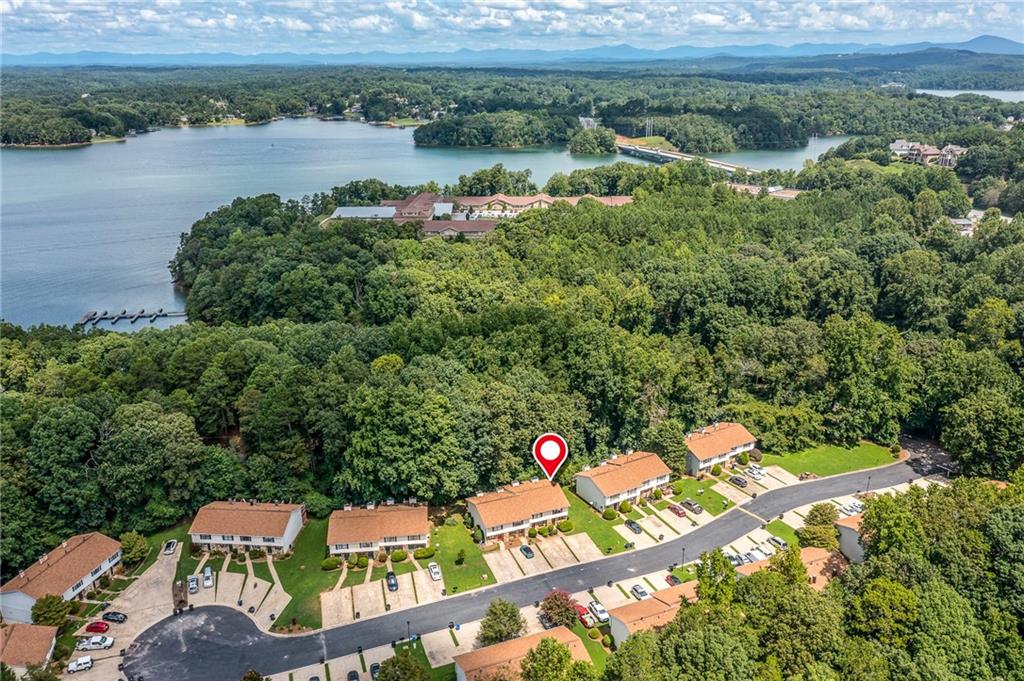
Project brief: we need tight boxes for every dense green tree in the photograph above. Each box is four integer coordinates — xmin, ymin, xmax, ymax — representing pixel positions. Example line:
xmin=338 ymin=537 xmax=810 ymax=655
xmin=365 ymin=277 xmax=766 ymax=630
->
xmin=30 ymin=594 xmax=74 ymax=627
xmin=477 ymin=598 xmax=527 ymax=646
xmin=696 ymin=549 xmax=736 ymax=606
xmin=377 ymin=649 xmax=429 ymax=681
xmin=119 ymin=531 xmax=149 ymax=565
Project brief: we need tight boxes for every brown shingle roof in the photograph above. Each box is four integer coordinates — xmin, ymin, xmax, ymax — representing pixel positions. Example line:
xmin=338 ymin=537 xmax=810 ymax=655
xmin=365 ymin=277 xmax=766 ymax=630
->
xmin=327 ymin=505 xmax=429 ymax=545
xmin=0 ymin=624 xmax=57 ymax=668
xmin=189 ymin=501 xmax=302 ymax=538
xmin=735 ymin=547 xmax=846 ymax=591
xmin=0 ymin=533 xmax=121 ymax=600
xmin=684 ymin=422 xmax=756 ymax=461
xmin=574 ymin=451 xmax=671 ymax=497
xmin=420 ymin=220 xmax=497 ymax=235
xmin=452 ymin=626 xmax=588 ymax=681
xmin=608 ymin=581 xmax=698 ymax=634
xmin=454 ymin=193 xmax=632 ymax=209
xmin=834 ymin=513 xmax=863 ymax=532
xmin=467 ymin=480 xmax=568 ymax=529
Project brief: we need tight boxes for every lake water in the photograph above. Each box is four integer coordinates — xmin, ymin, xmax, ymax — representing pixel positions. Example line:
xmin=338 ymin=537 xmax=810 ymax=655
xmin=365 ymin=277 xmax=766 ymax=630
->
xmin=916 ymin=89 xmax=1024 ymax=102
xmin=0 ymin=118 xmax=847 ymax=328
xmin=707 ymin=135 xmax=854 ymax=172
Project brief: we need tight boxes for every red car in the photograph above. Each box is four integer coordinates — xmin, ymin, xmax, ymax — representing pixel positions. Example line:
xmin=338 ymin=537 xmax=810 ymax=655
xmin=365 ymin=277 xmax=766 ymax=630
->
xmin=574 ymin=603 xmax=596 ymax=628
xmin=668 ymin=504 xmax=687 ymax=518
xmin=85 ymin=621 xmax=109 ymax=634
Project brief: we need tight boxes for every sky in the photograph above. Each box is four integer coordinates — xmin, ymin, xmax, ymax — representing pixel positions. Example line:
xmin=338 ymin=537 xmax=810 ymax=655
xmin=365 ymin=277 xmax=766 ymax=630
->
xmin=0 ymin=0 xmax=1020 ymax=54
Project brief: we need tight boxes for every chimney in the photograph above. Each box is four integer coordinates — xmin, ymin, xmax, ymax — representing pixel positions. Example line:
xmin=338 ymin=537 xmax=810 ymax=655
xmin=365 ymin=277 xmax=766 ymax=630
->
xmin=610 ymin=453 xmax=618 ymax=460
xmin=625 ymin=449 xmax=634 ymax=456
xmin=530 ymin=477 xmax=539 ymax=483
xmin=385 ymin=498 xmax=394 ymax=506
xmin=511 ymin=481 xmax=520 ymax=487
xmin=343 ymin=504 xmax=352 ymax=512
xmin=407 ymin=497 xmax=418 ymax=505
xmin=61 ymin=541 xmax=68 ymax=549
xmin=582 ymin=465 xmax=590 ymax=471
xmin=475 ymin=492 xmax=484 ymax=497
xmin=18 ymin=571 xmax=25 ymax=579
xmin=366 ymin=502 xmax=375 ymax=510
xmin=38 ymin=555 xmax=47 ymax=564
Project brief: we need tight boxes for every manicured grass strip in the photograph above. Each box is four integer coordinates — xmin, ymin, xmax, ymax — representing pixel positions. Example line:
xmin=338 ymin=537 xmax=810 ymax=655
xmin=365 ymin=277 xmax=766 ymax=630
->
xmin=571 ymin=622 xmax=609 ymax=672
xmin=566 ymin=493 xmax=627 ymax=555
xmin=671 ymin=565 xmax=697 ymax=583
xmin=433 ymin=523 xmax=495 ymax=594
xmin=761 ymin=442 xmax=895 ymax=478
xmin=449 ymin=628 xmax=460 ymax=646
xmin=393 ymin=640 xmax=456 ymax=681
xmin=653 ymin=499 xmax=670 ymax=511
xmin=341 ymin=567 xmax=367 ymax=588
xmin=323 ymin=666 xmax=332 ymax=681
xmin=252 ymin=560 xmax=274 ymax=584
xmin=616 ymin=584 xmax=630 ymax=599
xmin=766 ymin=520 xmax=800 ymax=548
xmin=670 ymin=478 xmax=733 ymax=516
xmin=176 ymin=538 xmax=202 ymax=578
xmin=391 ymin=560 xmax=417 ymax=576
xmin=370 ymin=564 xmax=389 ymax=582
xmin=626 ymin=508 xmax=645 ymax=521
xmin=642 ymin=577 xmax=658 ymax=592
xmin=273 ymin=519 xmax=339 ymax=631
xmin=359 ymin=653 xmax=367 ymax=672
xmin=226 ymin=556 xmax=248 ymax=574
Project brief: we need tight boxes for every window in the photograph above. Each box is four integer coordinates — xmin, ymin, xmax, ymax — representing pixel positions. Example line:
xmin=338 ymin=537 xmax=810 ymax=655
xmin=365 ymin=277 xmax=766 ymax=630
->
xmin=384 ymin=536 xmax=398 ymax=543
xmin=359 ymin=542 xmax=373 ymax=548
xmin=531 ymin=512 xmax=544 ymax=520
xmin=73 ymin=580 xmax=84 ymax=590
xmin=336 ymin=544 xmax=348 ymax=550
xmin=221 ymin=535 xmax=235 ymax=541
xmin=91 ymin=566 xmax=102 ymax=576
xmin=108 ymin=551 xmax=121 ymax=563
xmin=239 ymin=536 xmax=252 ymax=542
xmin=262 ymin=537 xmax=276 ymax=543
xmin=199 ymin=534 xmax=212 ymax=541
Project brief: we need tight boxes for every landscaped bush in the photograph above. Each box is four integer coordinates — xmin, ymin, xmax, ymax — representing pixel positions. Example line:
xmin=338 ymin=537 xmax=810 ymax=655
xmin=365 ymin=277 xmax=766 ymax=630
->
xmin=556 ymin=520 xmax=573 ymax=532
xmin=750 ymin=449 xmax=763 ymax=462
xmin=249 ymin=548 xmax=266 ymax=560
xmin=376 ymin=552 xmax=388 ymax=564
xmin=890 ymin=443 xmax=902 ymax=454
xmin=618 ymin=500 xmax=633 ymax=513
xmin=652 ymin=489 xmax=663 ymax=500
xmin=602 ymin=634 xmax=612 ymax=648
xmin=98 ymin=575 xmax=111 ymax=589
xmin=320 ymin=557 xmax=341 ymax=571
xmin=588 ymin=627 xmax=601 ymax=640
xmin=445 ymin=513 xmax=463 ymax=527
xmin=413 ymin=547 xmax=435 ymax=560
xmin=602 ymin=508 xmax=617 ymax=520
xmin=357 ymin=555 xmax=369 ymax=569
xmin=473 ymin=526 xmax=484 ymax=543
xmin=86 ymin=590 xmax=99 ymax=600
xmin=302 ymin=490 xmax=334 ymax=519
xmin=455 ymin=548 xmax=466 ymax=565
xmin=538 ymin=525 xmax=553 ymax=537
xmin=390 ymin=549 xmax=407 ymax=562
xmin=528 ymin=527 xmax=538 ymax=538
xmin=711 ymin=464 xmax=723 ymax=476
xmin=738 ymin=452 xmax=750 ymax=465
xmin=672 ymin=481 xmax=685 ymax=495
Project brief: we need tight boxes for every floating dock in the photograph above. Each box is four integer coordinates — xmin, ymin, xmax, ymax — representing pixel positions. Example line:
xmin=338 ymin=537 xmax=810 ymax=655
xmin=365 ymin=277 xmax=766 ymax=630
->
xmin=76 ymin=308 xmax=187 ymax=327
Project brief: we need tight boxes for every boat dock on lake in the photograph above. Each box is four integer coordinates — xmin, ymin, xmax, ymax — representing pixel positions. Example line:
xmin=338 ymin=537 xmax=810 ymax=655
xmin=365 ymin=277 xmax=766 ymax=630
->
xmin=76 ymin=309 xmax=187 ymax=327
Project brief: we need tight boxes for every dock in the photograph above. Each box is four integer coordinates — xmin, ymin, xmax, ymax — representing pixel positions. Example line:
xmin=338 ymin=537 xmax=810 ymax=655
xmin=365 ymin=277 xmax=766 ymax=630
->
xmin=76 ymin=308 xmax=187 ymax=327
xmin=616 ymin=143 xmax=760 ymax=175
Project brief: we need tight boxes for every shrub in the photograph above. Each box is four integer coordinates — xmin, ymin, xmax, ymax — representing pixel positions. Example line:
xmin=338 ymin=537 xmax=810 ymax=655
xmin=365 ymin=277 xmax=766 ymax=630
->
xmin=672 ymin=480 xmax=685 ymax=495
xmin=890 ymin=443 xmax=902 ymax=454
xmin=588 ymin=627 xmax=601 ymax=640
xmin=249 ymin=548 xmax=265 ymax=560
xmin=556 ymin=520 xmax=573 ymax=533
xmin=390 ymin=549 xmax=407 ymax=563
xmin=750 ymin=449 xmax=763 ymax=462
xmin=302 ymin=491 xmax=334 ymax=519
xmin=347 ymin=553 xmax=359 ymax=568
xmin=540 ymin=525 xmax=554 ymax=537
xmin=98 ymin=575 xmax=111 ymax=589
xmin=376 ymin=552 xmax=388 ymax=564
xmin=357 ymin=555 xmax=369 ymax=569
xmin=413 ymin=547 xmax=435 ymax=560
xmin=652 ymin=489 xmax=663 ymax=500
xmin=473 ymin=526 xmax=484 ymax=543
xmin=738 ymin=452 xmax=750 ymax=465
xmin=455 ymin=548 xmax=466 ymax=565
xmin=528 ymin=528 xmax=538 ymax=538
xmin=602 ymin=508 xmax=617 ymax=520
xmin=618 ymin=500 xmax=633 ymax=513
xmin=602 ymin=634 xmax=612 ymax=648
xmin=119 ymin=531 xmax=148 ymax=565
xmin=320 ymin=557 xmax=341 ymax=571
xmin=711 ymin=464 xmax=723 ymax=476
xmin=86 ymin=590 xmax=99 ymax=600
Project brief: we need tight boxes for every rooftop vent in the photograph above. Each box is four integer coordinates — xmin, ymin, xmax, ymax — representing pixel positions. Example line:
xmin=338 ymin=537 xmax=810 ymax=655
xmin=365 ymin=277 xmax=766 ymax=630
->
xmin=366 ymin=502 xmax=375 ymax=510
xmin=343 ymin=504 xmax=353 ymax=512
xmin=385 ymin=498 xmax=394 ymax=506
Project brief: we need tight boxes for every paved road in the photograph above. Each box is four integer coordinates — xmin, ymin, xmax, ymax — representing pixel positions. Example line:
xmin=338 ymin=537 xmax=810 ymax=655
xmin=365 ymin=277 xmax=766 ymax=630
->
xmin=124 ymin=448 xmax=944 ymax=681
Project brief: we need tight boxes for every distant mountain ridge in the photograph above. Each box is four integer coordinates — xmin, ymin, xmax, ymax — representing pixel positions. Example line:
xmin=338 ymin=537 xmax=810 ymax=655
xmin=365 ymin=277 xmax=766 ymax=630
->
xmin=3 ymin=34 xmax=1021 ymax=67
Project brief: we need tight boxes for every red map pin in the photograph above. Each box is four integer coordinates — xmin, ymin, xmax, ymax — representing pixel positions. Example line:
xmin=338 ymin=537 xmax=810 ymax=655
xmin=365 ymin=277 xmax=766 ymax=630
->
xmin=533 ymin=433 xmax=569 ymax=481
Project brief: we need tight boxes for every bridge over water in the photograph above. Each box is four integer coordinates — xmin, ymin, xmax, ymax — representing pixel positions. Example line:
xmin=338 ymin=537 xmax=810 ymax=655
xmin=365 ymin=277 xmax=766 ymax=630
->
xmin=617 ymin=143 xmax=760 ymax=175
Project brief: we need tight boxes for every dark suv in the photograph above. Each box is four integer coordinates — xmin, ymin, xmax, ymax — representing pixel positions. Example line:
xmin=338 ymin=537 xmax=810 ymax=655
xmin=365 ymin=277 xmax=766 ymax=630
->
xmin=681 ymin=498 xmax=704 ymax=514
xmin=385 ymin=571 xmax=399 ymax=592
xmin=729 ymin=475 xmax=748 ymax=488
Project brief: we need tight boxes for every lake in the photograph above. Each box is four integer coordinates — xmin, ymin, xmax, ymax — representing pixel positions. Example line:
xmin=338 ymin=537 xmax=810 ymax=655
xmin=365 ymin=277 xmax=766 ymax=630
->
xmin=0 ymin=118 xmax=847 ymax=328
xmin=916 ymin=89 xmax=1024 ymax=102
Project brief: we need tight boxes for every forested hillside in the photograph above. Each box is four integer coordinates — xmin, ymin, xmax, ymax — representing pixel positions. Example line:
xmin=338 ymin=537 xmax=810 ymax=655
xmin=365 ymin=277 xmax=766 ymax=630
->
xmin=3 ymin=159 xmax=1022 ymax=580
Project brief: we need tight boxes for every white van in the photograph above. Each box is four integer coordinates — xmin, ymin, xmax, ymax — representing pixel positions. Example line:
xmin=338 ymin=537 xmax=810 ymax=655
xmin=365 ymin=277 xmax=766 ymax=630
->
xmin=77 ymin=635 xmax=114 ymax=651
xmin=68 ymin=656 xmax=93 ymax=673
xmin=202 ymin=565 xmax=214 ymax=588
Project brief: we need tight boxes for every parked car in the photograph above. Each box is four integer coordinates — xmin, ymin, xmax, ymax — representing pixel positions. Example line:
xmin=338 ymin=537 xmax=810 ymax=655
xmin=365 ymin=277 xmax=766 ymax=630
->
xmin=743 ymin=552 xmax=759 ymax=564
xmin=747 ymin=468 xmax=764 ymax=481
xmin=729 ymin=475 xmax=749 ymax=488
xmin=667 ymin=504 xmax=687 ymax=518
xmin=631 ymin=584 xmax=651 ymax=600
xmin=624 ymin=520 xmax=643 ymax=534
xmin=309 ymin=677 xmax=320 ymax=681
xmin=386 ymin=571 xmax=399 ymax=592
xmin=84 ymin=621 xmax=109 ymax=634
xmin=749 ymin=547 xmax=769 ymax=561
xmin=737 ymin=553 xmax=753 ymax=565
xmin=588 ymin=601 xmax=609 ymax=623
xmin=574 ymin=603 xmax=597 ymax=628
xmin=67 ymin=657 xmax=93 ymax=673
xmin=202 ymin=565 xmax=214 ymax=588
xmin=681 ymin=499 xmax=704 ymax=514
xmin=370 ymin=662 xmax=381 ymax=680
xmin=665 ymin=574 xmax=681 ymax=586
xmin=102 ymin=611 xmax=127 ymax=623
xmin=427 ymin=562 xmax=442 ymax=582
xmin=187 ymin=575 xmax=199 ymax=594
xmin=748 ymin=463 xmax=764 ymax=472
xmin=725 ymin=553 xmax=741 ymax=567
xmin=756 ymin=543 xmax=774 ymax=557
xmin=768 ymin=535 xmax=789 ymax=551
xmin=538 ymin=611 xmax=556 ymax=630
xmin=347 ymin=672 xmax=359 ymax=681
xmin=77 ymin=636 xmax=114 ymax=651
xmin=849 ymin=500 xmax=865 ymax=513
xmin=519 ymin=545 xmax=535 ymax=560
xmin=162 ymin=539 xmax=178 ymax=555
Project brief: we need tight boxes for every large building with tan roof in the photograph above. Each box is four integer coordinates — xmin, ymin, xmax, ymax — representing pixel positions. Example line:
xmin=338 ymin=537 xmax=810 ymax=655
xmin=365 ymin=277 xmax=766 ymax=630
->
xmin=835 ymin=513 xmax=865 ymax=563
xmin=327 ymin=502 xmax=430 ymax=557
xmin=455 ymin=193 xmax=632 ymax=218
xmin=608 ymin=580 xmax=698 ymax=646
xmin=736 ymin=547 xmax=847 ymax=591
xmin=453 ymin=626 xmax=588 ymax=681
xmin=189 ymin=500 xmax=306 ymax=554
xmin=684 ymin=422 xmax=757 ymax=476
xmin=574 ymin=451 xmax=672 ymax=511
xmin=466 ymin=479 xmax=569 ymax=541
xmin=0 ymin=623 xmax=58 ymax=675
xmin=0 ymin=533 xmax=122 ymax=624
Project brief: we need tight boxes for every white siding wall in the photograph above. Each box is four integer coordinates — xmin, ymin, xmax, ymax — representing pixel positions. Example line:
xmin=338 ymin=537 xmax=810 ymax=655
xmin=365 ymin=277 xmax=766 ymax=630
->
xmin=576 ymin=474 xmax=671 ymax=511
xmin=609 ymin=615 xmax=631 ymax=647
xmin=328 ymin=535 xmax=428 ymax=556
xmin=686 ymin=442 xmax=755 ymax=476
xmin=480 ymin=508 xmax=568 ymax=538
xmin=280 ymin=509 xmax=304 ymax=550
xmin=0 ymin=591 xmax=37 ymax=624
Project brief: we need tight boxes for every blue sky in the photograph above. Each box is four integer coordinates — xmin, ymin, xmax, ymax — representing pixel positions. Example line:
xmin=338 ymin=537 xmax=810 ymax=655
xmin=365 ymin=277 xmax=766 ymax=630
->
xmin=1 ymin=0 xmax=1020 ymax=54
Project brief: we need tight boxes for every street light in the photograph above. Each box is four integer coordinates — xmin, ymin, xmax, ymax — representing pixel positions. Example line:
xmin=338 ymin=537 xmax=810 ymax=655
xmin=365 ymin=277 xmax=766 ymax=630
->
xmin=407 ymin=620 xmax=411 ymax=641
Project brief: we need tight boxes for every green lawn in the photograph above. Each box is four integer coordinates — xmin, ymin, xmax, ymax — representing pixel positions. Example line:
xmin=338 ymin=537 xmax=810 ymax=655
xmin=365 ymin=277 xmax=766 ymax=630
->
xmin=393 ymin=639 xmax=456 ymax=681
xmin=176 ymin=535 xmax=202 ymax=578
xmin=391 ymin=560 xmax=418 ymax=576
xmin=652 ymin=499 xmax=670 ymax=511
xmin=272 ymin=519 xmax=339 ymax=630
xmin=670 ymin=479 xmax=733 ymax=516
xmin=370 ymin=564 xmax=389 ymax=582
xmin=341 ymin=567 xmax=367 ymax=588
xmin=571 ymin=622 xmax=609 ymax=672
xmin=432 ymin=522 xmax=494 ymax=594
xmin=761 ymin=442 xmax=894 ymax=477
xmin=566 ymin=493 xmax=627 ymax=555
xmin=226 ymin=556 xmax=248 ymax=575
xmin=252 ymin=560 xmax=274 ymax=584
xmin=671 ymin=565 xmax=697 ymax=583
xmin=389 ymin=117 xmax=423 ymax=127
xmin=766 ymin=520 xmax=800 ymax=548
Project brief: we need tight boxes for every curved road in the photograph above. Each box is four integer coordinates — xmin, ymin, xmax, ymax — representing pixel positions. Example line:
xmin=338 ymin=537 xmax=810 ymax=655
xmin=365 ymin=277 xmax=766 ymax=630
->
xmin=124 ymin=447 xmax=944 ymax=680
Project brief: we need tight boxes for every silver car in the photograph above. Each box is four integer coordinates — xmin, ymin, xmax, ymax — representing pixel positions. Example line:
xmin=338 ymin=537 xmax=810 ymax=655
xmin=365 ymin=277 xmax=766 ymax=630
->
xmin=427 ymin=562 xmax=442 ymax=582
xmin=631 ymin=584 xmax=651 ymax=600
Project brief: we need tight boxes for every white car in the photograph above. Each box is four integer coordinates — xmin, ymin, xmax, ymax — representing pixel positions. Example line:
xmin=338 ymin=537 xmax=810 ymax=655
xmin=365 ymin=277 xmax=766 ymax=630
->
xmin=747 ymin=468 xmax=764 ymax=480
xmin=77 ymin=635 xmax=114 ymax=651
xmin=162 ymin=539 xmax=178 ymax=555
xmin=427 ymin=562 xmax=442 ymax=582
xmin=748 ymin=463 xmax=764 ymax=472
xmin=630 ymin=584 xmax=651 ymax=600
xmin=202 ymin=565 xmax=214 ymax=588
xmin=187 ymin=575 xmax=199 ymax=593
xmin=768 ymin=535 xmax=789 ymax=551
xmin=588 ymin=601 xmax=609 ymax=623
xmin=749 ymin=546 xmax=770 ymax=561
xmin=67 ymin=656 xmax=93 ymax=673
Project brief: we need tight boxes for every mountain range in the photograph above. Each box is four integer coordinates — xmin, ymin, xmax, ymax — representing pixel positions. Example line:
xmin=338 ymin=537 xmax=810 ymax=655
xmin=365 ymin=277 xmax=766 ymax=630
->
xmin=3 ymin=35 xmax=1021 ymax=67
